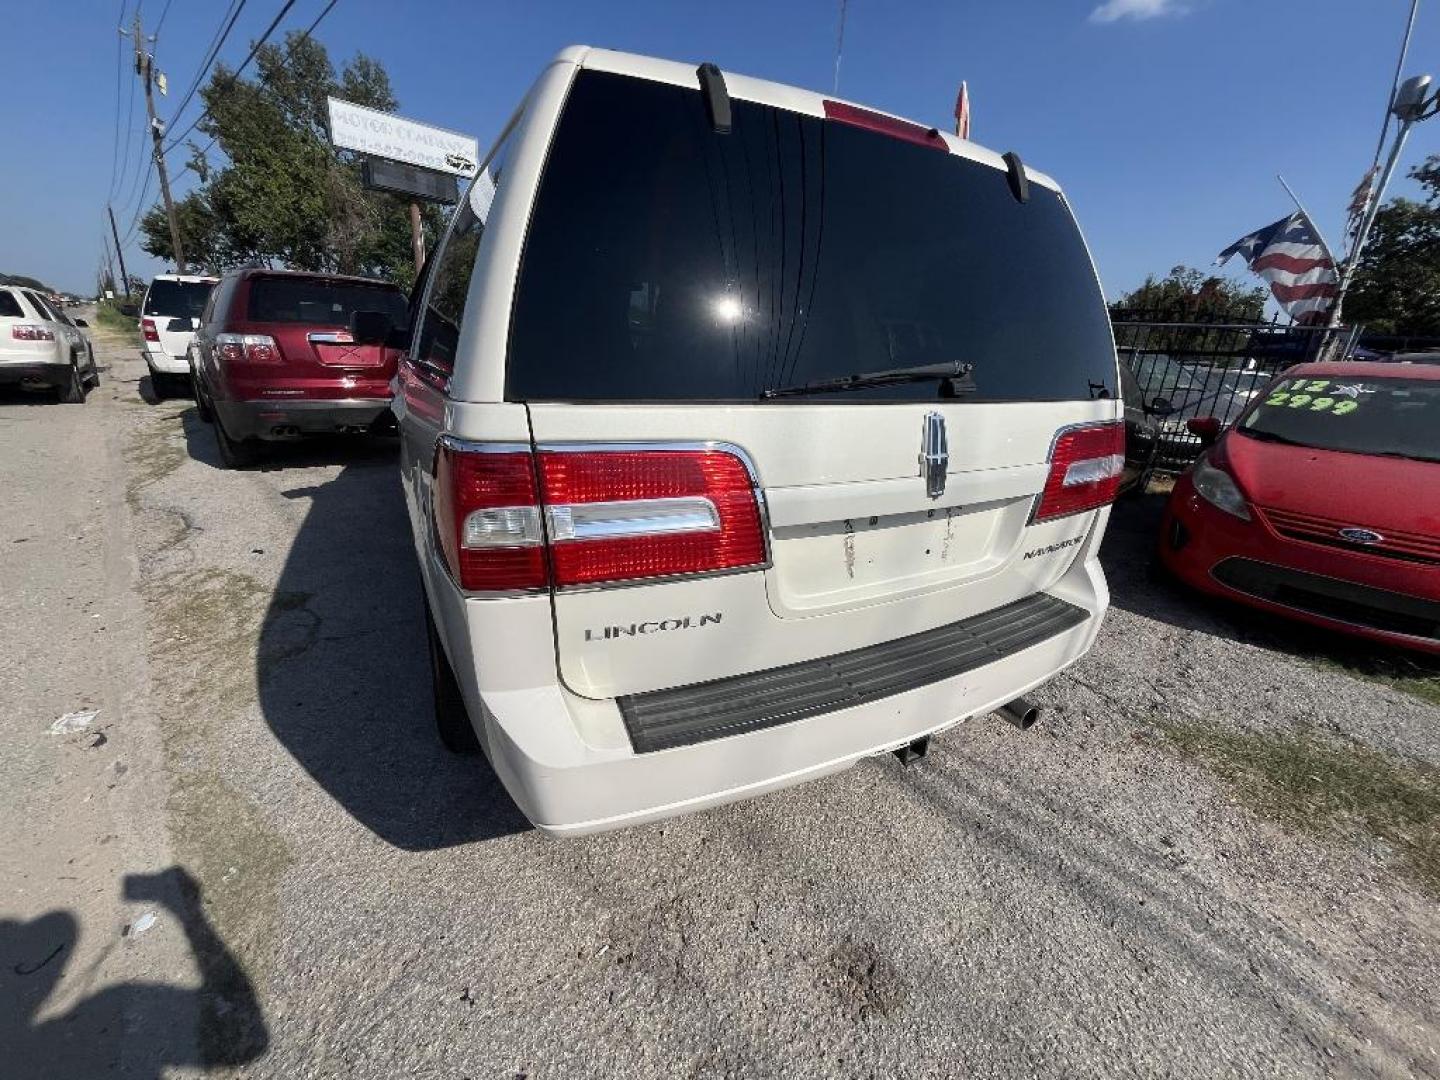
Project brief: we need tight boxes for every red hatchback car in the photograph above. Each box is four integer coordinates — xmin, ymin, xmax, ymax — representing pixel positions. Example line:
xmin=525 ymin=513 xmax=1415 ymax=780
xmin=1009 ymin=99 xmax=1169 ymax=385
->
xmin=191 ymin=268 xmax=408 ymax=467
xmin=1159 ymin=361 xmax=1440 ymax=654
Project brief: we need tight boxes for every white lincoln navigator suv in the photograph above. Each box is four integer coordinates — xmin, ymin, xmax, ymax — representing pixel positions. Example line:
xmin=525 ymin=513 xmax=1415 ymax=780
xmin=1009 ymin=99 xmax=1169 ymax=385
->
xmin=395 ymin=47 xmax=1122 ymax=835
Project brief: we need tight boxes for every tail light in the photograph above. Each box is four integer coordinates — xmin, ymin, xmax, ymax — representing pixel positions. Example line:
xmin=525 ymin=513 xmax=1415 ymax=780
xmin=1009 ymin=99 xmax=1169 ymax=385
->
xmin=1032 ymin=421 xmax=1125 ymax=523
xmin=215 ymin=332 xmax=281 ymax=364
xmin=433 ymin=441 xmax=767 ymax=592
xmin=823 ymin=100 xmax=948 ymax=151
xmin=11 ymin=324 xmax=55 ymax=341
xmin=433 ymin=444 xmax=547 ymax=592
xmin=141 ymin=318 xmax=159 ymax=342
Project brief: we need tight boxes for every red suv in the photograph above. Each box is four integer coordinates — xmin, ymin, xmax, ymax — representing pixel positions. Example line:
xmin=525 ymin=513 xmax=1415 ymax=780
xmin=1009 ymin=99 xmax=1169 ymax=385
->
xmin=191 ymin=268 xmax=408 ymax=467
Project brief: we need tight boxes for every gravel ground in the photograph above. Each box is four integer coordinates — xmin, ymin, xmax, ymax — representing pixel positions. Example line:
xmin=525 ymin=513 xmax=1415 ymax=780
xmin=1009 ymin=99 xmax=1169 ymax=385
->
xmin=3 ymin=322 xmax=1438 ymax=1078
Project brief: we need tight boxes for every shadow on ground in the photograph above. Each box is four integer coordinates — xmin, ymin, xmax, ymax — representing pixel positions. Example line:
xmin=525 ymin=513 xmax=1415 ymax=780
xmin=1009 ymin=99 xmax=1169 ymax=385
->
xmin=0 ymin=866 xmax=266 ymax=1078
xmin=253 ymin=455 xmax=528 ymax=849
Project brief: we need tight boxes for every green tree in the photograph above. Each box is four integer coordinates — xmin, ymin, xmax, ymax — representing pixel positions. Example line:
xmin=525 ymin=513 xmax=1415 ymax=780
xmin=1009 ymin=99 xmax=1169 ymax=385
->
xmin=141 ymin=32 xmax=440 ymax=288
xmin=1345 ymin=155 xmax=1440 ymax=336
xmin=1111 ymin=265 xmax=1268 ymax=320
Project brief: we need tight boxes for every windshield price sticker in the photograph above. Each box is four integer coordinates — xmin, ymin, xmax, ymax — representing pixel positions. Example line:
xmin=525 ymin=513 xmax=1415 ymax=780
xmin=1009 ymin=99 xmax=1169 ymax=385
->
xmin=1263 ymin=380 xmax=1363 ymax=416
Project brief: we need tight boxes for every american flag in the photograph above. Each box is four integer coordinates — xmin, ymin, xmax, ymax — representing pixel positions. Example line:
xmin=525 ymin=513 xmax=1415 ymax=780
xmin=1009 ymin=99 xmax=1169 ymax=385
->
xmin=1215 ymin=211 xmax=1339 ymax=325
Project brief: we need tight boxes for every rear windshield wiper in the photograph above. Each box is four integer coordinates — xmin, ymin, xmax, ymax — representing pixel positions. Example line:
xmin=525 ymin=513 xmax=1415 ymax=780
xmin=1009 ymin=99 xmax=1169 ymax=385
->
xmin=762 ymin=360 xmax=975 ymax=399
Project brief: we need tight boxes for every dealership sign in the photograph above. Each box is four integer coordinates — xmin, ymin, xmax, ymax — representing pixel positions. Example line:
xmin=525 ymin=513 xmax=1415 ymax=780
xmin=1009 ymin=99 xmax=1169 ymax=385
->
xmin=326 ymin=97 xmax=479 ymax=177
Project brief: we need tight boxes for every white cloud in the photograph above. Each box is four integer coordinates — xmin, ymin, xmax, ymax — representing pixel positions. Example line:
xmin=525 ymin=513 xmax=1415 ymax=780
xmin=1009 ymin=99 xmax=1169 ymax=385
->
xmin=1089 ymin=0 xmax=1190 ymax=23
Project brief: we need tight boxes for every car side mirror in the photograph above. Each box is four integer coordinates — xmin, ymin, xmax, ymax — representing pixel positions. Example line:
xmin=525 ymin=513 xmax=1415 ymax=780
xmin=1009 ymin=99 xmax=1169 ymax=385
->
xmin=384 ymin=323 xmax=411 ymax=351
xmin=1147 ymin=396 xmax=1175 ymax=417
xmin=192 ymin=317 xmax=202 ymax=330
xmin=1187 ymin=416 xmax=1222 ymax=446
xmin=350 ymin=309 xmax=392 ymax=346
xmin=73 ymin=318 xmax=88 ymax=328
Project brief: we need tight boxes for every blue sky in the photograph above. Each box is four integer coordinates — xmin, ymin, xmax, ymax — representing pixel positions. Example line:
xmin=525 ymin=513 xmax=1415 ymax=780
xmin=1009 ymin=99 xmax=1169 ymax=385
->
xmin=4 ymin=0 xmax=1434 ymax=297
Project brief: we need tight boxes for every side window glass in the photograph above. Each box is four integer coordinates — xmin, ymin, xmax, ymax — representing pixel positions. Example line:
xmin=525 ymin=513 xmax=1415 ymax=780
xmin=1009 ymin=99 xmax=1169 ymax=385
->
xmin=414 ymin=124 xmax=518 ymax=378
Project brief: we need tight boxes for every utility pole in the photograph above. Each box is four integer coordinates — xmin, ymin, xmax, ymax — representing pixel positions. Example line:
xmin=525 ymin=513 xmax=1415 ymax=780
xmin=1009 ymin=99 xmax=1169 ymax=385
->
xmin=132 ymin=11 xmax=186 ymax=274
xmin=107 ymin=204 xmax=133 ymax=301
xmin=409 ymin=203 xmax=425 ymax=272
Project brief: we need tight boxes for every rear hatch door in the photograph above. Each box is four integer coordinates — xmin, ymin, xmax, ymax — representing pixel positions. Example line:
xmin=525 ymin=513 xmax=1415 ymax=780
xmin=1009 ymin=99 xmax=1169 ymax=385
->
xmin=143 ymin=278 xmax=215 ymax=361
xmin=509 ymin=69 xmax=1119 ymax=700
xmin=238 ymin=275 xmax=409 ymax=398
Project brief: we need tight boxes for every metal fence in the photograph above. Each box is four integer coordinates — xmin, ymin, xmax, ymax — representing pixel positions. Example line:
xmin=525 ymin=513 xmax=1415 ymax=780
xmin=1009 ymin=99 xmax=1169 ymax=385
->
xmin=1113 ymin=305 xmax=1361 ymax=474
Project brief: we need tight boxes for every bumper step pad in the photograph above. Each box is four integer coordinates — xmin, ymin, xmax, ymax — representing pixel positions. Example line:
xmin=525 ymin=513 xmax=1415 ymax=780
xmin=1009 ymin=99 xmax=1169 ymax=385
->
xmin=618 ymin=593 xmax=1087 ymax=754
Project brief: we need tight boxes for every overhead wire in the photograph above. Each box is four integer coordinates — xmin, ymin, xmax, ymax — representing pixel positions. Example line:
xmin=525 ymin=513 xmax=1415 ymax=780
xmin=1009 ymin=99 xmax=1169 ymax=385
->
xmin=178 ymin=0 xmax=342 ymax=168
xmin=106 ymin=0 xmax=130 ymax=201
xmin=164 ymin=0 xmax=303 ymax=155
xmin=152 ymin=0 xmax=174 ymax=39
xmin=166 ymin=0 xmax=248 ymax=135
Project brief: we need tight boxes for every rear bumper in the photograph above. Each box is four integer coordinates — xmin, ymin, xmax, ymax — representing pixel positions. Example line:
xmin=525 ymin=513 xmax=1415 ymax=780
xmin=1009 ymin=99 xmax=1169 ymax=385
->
xmin=0 ymin=360 xmax=69 ymax=387
xmin=216 ymin=398 xmax=392 ymax=441
xmin=142 ymin=344 xmax=189 ymax=375
xmin=456 ymin=552 xmax=1109 ymax=836
xmin=1159 ymin=474 xmax=1440 ymax=654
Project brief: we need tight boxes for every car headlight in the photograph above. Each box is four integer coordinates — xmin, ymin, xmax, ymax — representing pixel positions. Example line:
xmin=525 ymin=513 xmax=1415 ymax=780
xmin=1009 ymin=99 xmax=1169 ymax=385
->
xmin=1191 ymin=455 xmax=1250 ymax=520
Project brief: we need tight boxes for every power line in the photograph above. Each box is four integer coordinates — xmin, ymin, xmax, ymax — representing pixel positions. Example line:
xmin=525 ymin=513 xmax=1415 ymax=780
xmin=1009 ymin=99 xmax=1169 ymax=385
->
xmin=120 ymin=158 xmax=157 ymax=247
xmin=174 ymin=0 xmax=340 ymax=167
xmin=152 ymin=0 xmax=174 ymax=39
xmin=167 ymin=0 xmax=248 ymax=134
xmin=106 ymin=1 xmax=130 ymax=201
xmin=116 ymin=106 xmax=151 ymax=216
xmin=164 ymin=0 xmax=304 ymax=155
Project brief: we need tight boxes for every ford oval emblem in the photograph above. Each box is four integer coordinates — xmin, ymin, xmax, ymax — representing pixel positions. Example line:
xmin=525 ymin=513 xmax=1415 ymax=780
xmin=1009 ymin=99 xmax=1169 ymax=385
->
xmin=1338 ymin=527 xmax=1385 ymax=545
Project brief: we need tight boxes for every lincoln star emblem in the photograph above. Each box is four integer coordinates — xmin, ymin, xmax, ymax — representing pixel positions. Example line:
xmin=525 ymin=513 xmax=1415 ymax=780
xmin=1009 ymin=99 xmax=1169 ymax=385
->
xmin=1338 ymin=527 xmax=1384 ymax=545
xmin=920 ymin=412 xmax=948 ymax=498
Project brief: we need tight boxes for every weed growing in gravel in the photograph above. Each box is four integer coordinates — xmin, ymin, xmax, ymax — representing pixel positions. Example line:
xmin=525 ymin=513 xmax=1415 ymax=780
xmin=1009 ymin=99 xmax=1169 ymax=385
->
xmin=1309 ymin=652 xmax=1440 ymax=709
xmin=93 ymin=301 xmax=140 ymax=340
xmin=1160 ymin=723 xmax=1440 ymax=895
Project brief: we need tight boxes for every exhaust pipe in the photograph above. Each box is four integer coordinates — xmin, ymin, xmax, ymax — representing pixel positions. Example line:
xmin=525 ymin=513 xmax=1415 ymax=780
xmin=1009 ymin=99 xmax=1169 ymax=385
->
xmin=997 ymin=696 xmax=1041 ymax=731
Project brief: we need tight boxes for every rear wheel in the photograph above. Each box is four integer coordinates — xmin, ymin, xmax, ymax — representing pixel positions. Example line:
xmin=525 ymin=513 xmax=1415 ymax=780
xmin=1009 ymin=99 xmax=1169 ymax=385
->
xmin=193 ymin=373 xmax=214 ymax=422
xmin=427 ymin=600 xmax=480 ymax=755
xmin=56 ymin=358 xmax=84 ymax=404
xmin=211 ymin=411 xmax=259 ymax=469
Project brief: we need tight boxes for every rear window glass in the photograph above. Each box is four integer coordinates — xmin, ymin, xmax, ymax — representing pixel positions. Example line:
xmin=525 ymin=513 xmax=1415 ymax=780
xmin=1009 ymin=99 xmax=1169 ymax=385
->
xmin=0 ymin=291 xmax=24 ymax=318
xmin=247 ymin=277 xmax=407 ymax=327
xmin=144 ymin=279 xmax=214 ymax=319
xmin=25 ymin=292 xmax=59 ymax=320
xmin=507 ymin=71 xmax=1116 ymax=403
xmin=1239 ymin=375 xmax=1439 ymax=463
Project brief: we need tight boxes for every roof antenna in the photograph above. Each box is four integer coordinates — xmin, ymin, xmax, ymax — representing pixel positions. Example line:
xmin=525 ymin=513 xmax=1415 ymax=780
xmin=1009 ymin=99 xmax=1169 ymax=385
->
xmin=696 ymin=63 xmax=732 ymax=134
xmin=1002 ymin=151 xmax=1030 ymax=203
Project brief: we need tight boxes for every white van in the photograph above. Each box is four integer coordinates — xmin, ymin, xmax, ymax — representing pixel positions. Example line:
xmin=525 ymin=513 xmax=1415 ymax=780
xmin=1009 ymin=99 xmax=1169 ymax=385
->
xmin=395 ymin=48 xmax=1122 ymax=835
xmin=139 ymin=273 xmax=217 ymax=397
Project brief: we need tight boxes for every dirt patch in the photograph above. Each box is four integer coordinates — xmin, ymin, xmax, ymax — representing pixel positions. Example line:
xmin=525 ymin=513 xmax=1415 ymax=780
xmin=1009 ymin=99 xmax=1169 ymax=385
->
xmin=1161 ymin=722 xmax=1440 ymax=895
xmin=143 ymin=563 xmax=293 ymax=1067
xmin=824 ymin=940 xmax=907 ymax=1021
xmin=145 ymin=567 xmax=271 ymax=718
xmin=125 ymin=408 xmax=190 ymax=502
